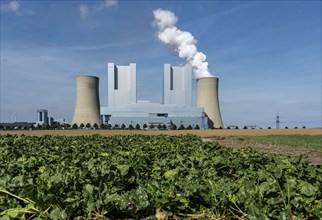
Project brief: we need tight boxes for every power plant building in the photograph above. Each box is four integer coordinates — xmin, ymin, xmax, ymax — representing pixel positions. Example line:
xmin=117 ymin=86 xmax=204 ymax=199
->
xmin=107 ymin=63 xmax=137 ymax=107
xmin=101 ymin=63 xmax=209 ymax=129
xmin=163 ymin=64 xmax=192 ymax=107
xmin=36 ymin=109 xmax=49 ymax=125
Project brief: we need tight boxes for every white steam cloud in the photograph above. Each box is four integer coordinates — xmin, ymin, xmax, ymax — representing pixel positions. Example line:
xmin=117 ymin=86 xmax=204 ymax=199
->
xmin=153 ymin=8 xmax=214 ymax=78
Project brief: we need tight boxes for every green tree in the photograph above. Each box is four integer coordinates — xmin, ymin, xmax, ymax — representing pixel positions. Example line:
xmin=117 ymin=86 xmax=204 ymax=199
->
xmin=42 ymin=124 xmax=49 ymax=130
xmin=243 ymin=126 xmax=248 ymax=129
xmin=100 ymin=124 xmax=106 ymax=129
xmin=80 ymin=123 xmax=85 ymax=129
xmin=72 ymin=123 xmax=78 ymax=129
xmin=162 ymin=124 xmax=167 ymax=130
xmin=194 ymin=124 xmax=200 ymax=130
xmin=129 ymin=124 xmax=134 ymax=130
xmin=235 ymin=126 xmax=239 ymax=129
xmin=107 ymin=124 xmax=112 ymax=129
xmin=186 ymin=125 xmax=193 ymax=130
xmin=171 ymin=124 xmax=177 ymax=130
xmin=114 ymin=124 xmax=119 ymax=129
xmin=157 ymin=124 xmax=162 ymax=130
xmin=0 ymin=125 xmax=4 ymax=130
xmin=121 ymin=123 xmax=126 ymax=130
xmin=178 ymin=124 xmax=185 ymax=130
xmin=93 ymin=123 xmax=99 ymax=129
xmin=86 ymin=123 xmax=91 ymax=129
xmin=143 ymin=124 xmax=148 ymax=130
xmin=135 ymin=123 xmax=140 ymax=130
xmin=56 ymin=123 xmax=62 ymax=130
xmin=149 ymin=124 xmax=154 ymax=130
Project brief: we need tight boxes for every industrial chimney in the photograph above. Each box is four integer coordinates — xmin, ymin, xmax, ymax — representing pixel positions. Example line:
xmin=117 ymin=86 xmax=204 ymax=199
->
xmin=72 ymin=76 xmax=101 ymax=126
xmin=196 ymin=77 xmax=224 ymax=128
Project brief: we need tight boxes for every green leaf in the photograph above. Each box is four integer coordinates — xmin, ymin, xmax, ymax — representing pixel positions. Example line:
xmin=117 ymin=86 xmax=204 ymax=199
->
xmin=0 ymin=216 xmax=11 ymax=220
xmin=85 ymin=184 xmax=94 ymax=194
xmin=0 ymin=207 xmax=31 ymax=218
xmin=116 ymin=165 xmax=130 ymax=176
xmin=63 ymin=197 xmax=80 ymax=203
xmin=164 ymin=169 xmax=177 ymax=178
xmin=49 ymin=207 xmax=67 ymax=220
xmin=100 ymin=152 xmax=109 ymax=157
xmin=104 ymin=193 xmax=121 ymax=203
xmin=298 ymin=181 xmax=318 ymax=196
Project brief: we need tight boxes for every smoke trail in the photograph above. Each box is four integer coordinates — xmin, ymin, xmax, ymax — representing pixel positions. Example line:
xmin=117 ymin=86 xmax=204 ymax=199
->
xmin=153 ymin=8 xmax=214 ymax=78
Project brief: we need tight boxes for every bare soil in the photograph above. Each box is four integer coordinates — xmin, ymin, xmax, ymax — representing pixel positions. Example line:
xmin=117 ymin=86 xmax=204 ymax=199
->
xmin=203 ymin=136 xmax=322 ymax=165
xmin=1 ymin=128 xmax=321 ymax=164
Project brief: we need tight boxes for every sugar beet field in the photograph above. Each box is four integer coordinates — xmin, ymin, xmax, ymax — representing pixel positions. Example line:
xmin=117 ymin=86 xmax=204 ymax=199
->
xmin=0 ymin=132 xmax=322 ymax=219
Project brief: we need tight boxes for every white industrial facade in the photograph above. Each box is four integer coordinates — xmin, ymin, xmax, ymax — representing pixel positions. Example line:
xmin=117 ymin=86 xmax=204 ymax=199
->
xmin=101 ymin=63 xmax=209 ymax=129
xmin=108 ymin=63 xmax=136 ymax=107
xmin=163 ymin=64 xmax=192 ymax=107
xmin=36 ymin=109 xmax=48 ymax=125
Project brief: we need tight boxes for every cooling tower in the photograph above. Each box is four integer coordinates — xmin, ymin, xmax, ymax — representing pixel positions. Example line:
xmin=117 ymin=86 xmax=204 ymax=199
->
xmin=72 ymin=76 xmax=101 ymax=126
xmin=196 ymin=77 xmax=224 ymax=128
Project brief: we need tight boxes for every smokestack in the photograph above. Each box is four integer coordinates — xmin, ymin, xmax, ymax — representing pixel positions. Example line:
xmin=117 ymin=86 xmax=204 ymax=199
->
xmin=196 ymin=77 xmax=224 ymax=128
xmin=72 ymin=76 xmax=101 ymax=126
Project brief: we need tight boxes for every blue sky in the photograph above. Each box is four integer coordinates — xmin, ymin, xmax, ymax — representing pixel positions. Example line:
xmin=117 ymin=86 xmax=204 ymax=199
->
xmin=0 ymin=0 xmax=321 ymax=128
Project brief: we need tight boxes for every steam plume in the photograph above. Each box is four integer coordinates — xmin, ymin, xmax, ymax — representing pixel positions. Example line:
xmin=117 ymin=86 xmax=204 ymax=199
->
xmin=153 ymin=8 xmax=214 ymax=78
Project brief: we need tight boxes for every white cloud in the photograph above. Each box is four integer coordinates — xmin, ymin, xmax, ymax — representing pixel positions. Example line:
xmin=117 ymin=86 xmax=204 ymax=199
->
xmin=96 ymin=0 xmax=118 ymax=11
xmin=80 ymin=4 xmax=89 ymax=19
xmin=1 ymin=0 xmax=20 ymax=14
xmin=80 ymin=0 xmax=118 ymax=19
xmin=104 ymin=0 xmax=118 ymax=8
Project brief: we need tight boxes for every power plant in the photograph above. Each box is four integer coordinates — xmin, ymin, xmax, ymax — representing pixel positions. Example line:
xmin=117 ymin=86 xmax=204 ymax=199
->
xmin=72 ymin=76 xmax=101 ymax=126
xmin=72 ymin=63 xmax=224 ymax=129
xmin=196 ymin=77 xmax=224 ymax=128
xmin=71 ymin=9 xmax=224 ymax=129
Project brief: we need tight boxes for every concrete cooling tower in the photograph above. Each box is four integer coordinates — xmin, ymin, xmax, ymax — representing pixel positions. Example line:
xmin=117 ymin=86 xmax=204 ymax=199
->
xmin=72 ymin=76 xmax=101 ymax=126
xmin=196 ymin=77 xmax=224 ymax=128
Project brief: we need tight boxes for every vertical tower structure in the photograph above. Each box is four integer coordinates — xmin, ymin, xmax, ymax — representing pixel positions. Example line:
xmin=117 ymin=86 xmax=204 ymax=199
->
xmin=72 ymin=76 xmax=100 ymax=126
xmin=108 ymin=63 xmax=136 ymax=107
xmin=196 ymin=77 xmax=224 ymax=128
xmin=37 ymin=109 xmax=48 ymax=125
xmin=163 ymin=63 xmax=192 ymax=107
